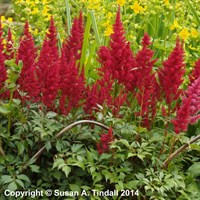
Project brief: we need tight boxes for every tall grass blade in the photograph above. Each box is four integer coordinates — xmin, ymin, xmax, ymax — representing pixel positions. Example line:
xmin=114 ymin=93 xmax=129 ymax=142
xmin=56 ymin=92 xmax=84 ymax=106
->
xmin=79 ymin=11 xmax=92 ymax=75
xmin=65 ymin=0 xmax=72 ymax=35
xmin=91 ymin=11 xmax=101 ymax=46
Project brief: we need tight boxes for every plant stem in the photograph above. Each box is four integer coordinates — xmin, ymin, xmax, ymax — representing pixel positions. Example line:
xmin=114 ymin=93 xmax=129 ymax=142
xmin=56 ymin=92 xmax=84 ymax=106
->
xmin=163 ymin=134 xmax=200 ymax=169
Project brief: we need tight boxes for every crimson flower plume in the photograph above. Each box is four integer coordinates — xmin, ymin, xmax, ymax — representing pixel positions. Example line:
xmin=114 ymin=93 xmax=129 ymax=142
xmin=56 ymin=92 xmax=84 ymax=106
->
xmin=36 ymin=17 xmax=59 ymax=109
xmin=96 ymin=127 xmax=114 ymax=154
xmin=158 ymin=39 xmax=185 ymax=111
xmin=189 ymin=58 xmax=200 ymax=85
xmin=17 ymin=22 xmax=39 ymax=102
xmin=0 ymin=21 xmax=7 ymax=98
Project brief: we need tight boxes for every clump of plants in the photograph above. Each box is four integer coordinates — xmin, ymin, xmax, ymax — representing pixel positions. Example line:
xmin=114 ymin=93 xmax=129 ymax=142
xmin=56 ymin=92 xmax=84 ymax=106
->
xmin=0 ymin=6 xmax=200 ymax=200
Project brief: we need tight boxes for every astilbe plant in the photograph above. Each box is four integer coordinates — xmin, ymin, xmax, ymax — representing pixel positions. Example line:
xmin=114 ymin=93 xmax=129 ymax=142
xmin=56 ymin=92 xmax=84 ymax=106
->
xmin=36 ymin=17 xmax=59 ymax=110
xmin=189 ymin=58 xmax=200 ymax=85
xmin=172 ymin=76 xmax=200 ymax=134
xmin=4 ymin=28 xmax=14 ymax=60
xmin=171 ymin=97 xmax=191 ymax=134
xmin=59 ymin=59 xmax=85 ymax=115
xmin=59 ymin=12 xmax=85 ymax=115
xmin=158 ymin=39 xmax=185 ymax=114
xmin=97 ymin=7 xmax=135 ymax=88
xmin=0 ymin=21 xmax=7 ymax=98
xmin=94 ymin=8 xmax=135 ymax=117
xmin=17 ymin=22 xmax=39 ymax=102
xmin=61 ymin=11 xmax=84 ymax=62
xmin=185 ymin=77 xmax=200 ymax=124
xmin=96 ymin=127 xmax=114 ymax=154
xmin=134 ymin=33 xmax=160 ymax=128
xmin=84 ymin=72 xmax=113 ymax=115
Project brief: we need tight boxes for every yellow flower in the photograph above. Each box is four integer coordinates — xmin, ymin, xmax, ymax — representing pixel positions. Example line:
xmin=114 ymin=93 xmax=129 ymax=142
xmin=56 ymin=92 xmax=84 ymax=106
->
xmin=107 ymin=12 xmax=113 ymax=19
xmin=25 ymin=0 xmax=31 ymax=5
xmin=130 ymin=1 xmax=145 ymax=14
xmin=32 ymin=28 xmax=39 ymax=36
xmin=179 ymin=28 xmax=190 ymax=41
xmin=170 ymin=20 xmax=180 ymax=30
xmin=42 ymin=0 xmax=48 ymax=4
xmin=7 ymin=17 xmax=13 ymax=23
xmin=44 ymin=13 xmax=51 ymax=21
xmin=104 ymin=25 xmax=114 ymax=37
xmin=31 ymin=7 xmax=39 ymax=14
xmin=87 ymin=0 xmax=101 ymax=10
xmin=42 ymin=5 xmax=49 ymax=16
xmin=1 ymin=16 xmax=6 ymax=21
xmin=191 ymin=28 xmax=199 ymax=38
xmin=164 ymin=0 xmax=169 ymax=5
xmin=117 ymin=0 xmax=126 ymax=7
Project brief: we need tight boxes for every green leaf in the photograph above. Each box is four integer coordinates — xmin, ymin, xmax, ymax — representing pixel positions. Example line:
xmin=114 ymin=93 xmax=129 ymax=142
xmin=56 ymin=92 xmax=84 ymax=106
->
xmin=127 ymin=152 xmax=137 ymax=158
xmin=190 ymin=144 xmax=200 ymax=152
xmin=15 ymin=179 xmax=25 ymax=189
xmin=92 ymin=172 xmax=102 ymax=184
xmin=99 ymin=153 xmax=112 ymax=161
xmin=89 ymin=166 xmax=96 ymax=174
xmin=45 ymin=141 xmax=52 ymax=152
xmin=87 ymin=150 xmax=94 ymax=163
xmin=30 ymin=165 xmax=40 ymax=173
xmin=7 ymin=181 xmax=18 ymax=191
xmin=187 ymin=162 xmax=200 ymax=177
xmin=115 ymin=181 xmax=124 ymax=191
xmin=17 ymin=174 xmax=31 ymax=183
xmin=71 ymin=144 xmax=84 ymax=153
xmin=137 ymin=154 xmax=145 ymax=161
xmin=17 ymin=142 xmax=25 ymax=155
xmin=102 ymin=170 xmax=112 ymax=182
xmin=80 ymin=11 xmax=92 ymax=75
xmin=65 ymin=0 xmax=72 ymax=35
xmin=12 ymin=99 xmax=21 ymax=106
xmin=69 ymin=184 xmax=80 ymax=192
xmin=1 ymin=175 xmax=13 ymax=184
xmin=53 ymin=158 xmax=65 ymax=169
xmin=62 ymin=166 xmax=71 ymax=177
xmin=0 ymin=106 xmax=11 ymax=115
xmin=91 ymin=11 xmax=101 ymax=46
xmin=46 ymin=111 xmax=57 ymax=119
xmin=118 ymin=139 xmax=130 ymax=148
xmin=70 ymin=161 xmax=85 ymax=170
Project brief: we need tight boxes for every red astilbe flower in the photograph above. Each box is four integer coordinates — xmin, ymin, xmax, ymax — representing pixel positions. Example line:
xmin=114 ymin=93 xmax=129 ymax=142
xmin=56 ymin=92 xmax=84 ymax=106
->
xmin=96 ymin=127 xmax=114 ymax=155
xmin=171 ymin=97 xmax=191 ymax=134
xmin=59 ymin=59 xmax=85 ymax=115
xmin=158 ymin=39 xmax=185 ymax=111
xmin=46 ymin=17 xmax=59 ymax=61
xmin=97 ymin=7 xmax=136 ymax=88
xmin=84 ymin=72 xmax=113 ymax=115
xmin=172 ymin=76 xmax=200 ymax=134
xmin=59 ymin=12 xmax=85 ymax=115
xmin=17 ymin=22 xmax=39 ymax=102
xmin=60 ymin=11 xmax=84 ymax=66
xmin=134 ymin=33 xmax=160 ymax=128
xmin=0 ymin=21 xmax=7 ymax=97
xmin=36 ymin=18 xmax=59 ymax=109
xmin=189 ymin=58 xmax=200 ymax=85
xmin=185 ymin=76 xmax=200 ymax=124
xmin=4 ymin=28 xmax=14 ymax=60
